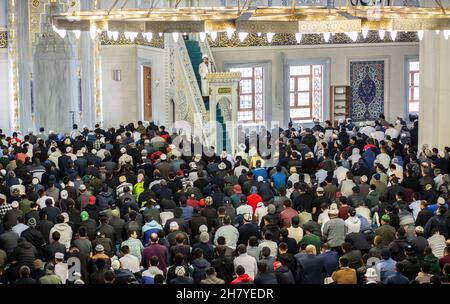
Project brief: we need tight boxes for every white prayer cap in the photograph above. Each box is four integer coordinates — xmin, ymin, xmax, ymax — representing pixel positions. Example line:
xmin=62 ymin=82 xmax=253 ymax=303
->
xmin=202 ymin=54 xmax=209 ymax=59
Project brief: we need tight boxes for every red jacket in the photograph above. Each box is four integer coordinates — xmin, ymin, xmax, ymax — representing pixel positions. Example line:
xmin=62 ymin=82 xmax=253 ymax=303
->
xmin=231 ymin=274 xmax=253 ymax=284
xmin=247 ymin=194 xmax=262 ymax=213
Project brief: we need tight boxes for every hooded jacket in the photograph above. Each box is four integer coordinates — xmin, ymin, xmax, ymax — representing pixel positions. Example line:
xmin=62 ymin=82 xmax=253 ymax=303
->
xmin=402 ymin=255 xmax=420 ymax=281
xmin=96 ymin=191 xmax=114 ymax=211
xmin=423 ymin=254 xmax=441 ymax=275
xmin=49 ymin=223 xmax=73 ymax=250
xmin=192 ymin=258 xmax=211 ymax=284
xmin=345 ymin=216 xmax=361 ymax=234
xmin=274 ymin=266 xmax=296 ymax=284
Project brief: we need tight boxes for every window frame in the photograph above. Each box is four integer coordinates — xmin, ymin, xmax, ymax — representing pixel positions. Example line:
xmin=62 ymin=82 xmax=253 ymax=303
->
xmin=405 ymin=56 xmax=420 ymax=115
xmin=286 ymin=61 xmax=328 ymax=124
xmin=232 ymin=67 xmax=264 ymax=124
xmin=225 ymin=60 xmax=272 ymax=127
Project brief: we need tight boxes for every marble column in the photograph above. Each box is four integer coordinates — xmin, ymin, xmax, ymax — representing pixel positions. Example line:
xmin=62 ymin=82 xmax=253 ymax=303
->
xmin=33 ymin=3 xmax=79 ymax=133
xmin=0 ymin=1 xmax=7 ymax=28
xmin=79 ymin=0 xmax=96 ymax=127
xmin=418 ymin=32 xmax=450 ymax=151
xmin=16 ymin=0 xmax=33 ymax=132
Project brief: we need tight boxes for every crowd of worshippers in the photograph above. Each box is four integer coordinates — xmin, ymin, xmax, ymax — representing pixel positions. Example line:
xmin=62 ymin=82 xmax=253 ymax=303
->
xmin=0 ymin=115 xmax=449 ymax=285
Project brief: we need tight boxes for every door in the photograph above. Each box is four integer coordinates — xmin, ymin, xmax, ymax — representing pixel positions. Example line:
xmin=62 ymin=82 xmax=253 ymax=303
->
xmin=143 ymin=66 xmax=152 ymax=121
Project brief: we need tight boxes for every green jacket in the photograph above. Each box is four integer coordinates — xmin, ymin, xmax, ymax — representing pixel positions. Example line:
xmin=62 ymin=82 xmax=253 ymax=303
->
xmin=366 ymin=190 xmax=380 ymax=209
xmin=423 ymin=254 xmax=441 ymax=275
xmin=39 ymin=274 xmax=62 ymax=284
xmin=299 ymin=234 xmax=322 ymax=253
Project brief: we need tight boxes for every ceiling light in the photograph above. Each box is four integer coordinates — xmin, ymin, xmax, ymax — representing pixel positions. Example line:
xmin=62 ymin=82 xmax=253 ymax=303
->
xmin=172 ymin=32 xmax=179 ymax=42
xmin=238 ymin=32 xmax=248 ymax=42
xmin=90 ymin=24 xmax=97 ymax=40
xmin=417 ymin=30 xmax=424 ymax=40
xmin=227 ymin=29 xmax=235 ymax=40
xmin=73 ymin=30 xmax=81 ymax=40
xmin=346 ymin=32 xmax=358 ymax=42
xmin=444 ymin=30 xmax=450 ymax=40
xmin=125 ymin=31 xmax=138 ymax=41
xmin=378 ymin=30 xmax=385 ymax=40
xmin=390 ymin=30 xmax=397 ymax=41
xmin=199 ymin=32 xmax=206 ymax=42
xmin=362 ymin=28 xmax=369 ymax=39
xmin=267 ymin=32 xmax=275 ymax=43
xmin=295 ymin=33 xmax=302 ymax=44
xmin=52 ymin=24 xmax=66 ymax=39
xmin=323 ymin=32 xmax=330 ymax=43
xmin=210 ymin=31 xmax=218 ymax=41
xmin=143 ymin=32 xmax=152 ymax=42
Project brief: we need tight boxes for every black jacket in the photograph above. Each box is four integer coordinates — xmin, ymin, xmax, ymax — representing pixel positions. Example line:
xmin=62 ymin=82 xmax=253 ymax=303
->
xmin=20 ymin=227 xmax=46 ymax=258
xmin=11 ymin=240 xmax=38 ymax=269
xmin=274 ymin=266 xmax=296 ymax=284
xmin=237 ymin=223 xmax=259 ymax=246
xmin=109 ymin=217 xmax=126 ymax=244
xmin=415 ymin=209 xmax=433 ymax=228
xmin=254 ymin=272 xmax=277 ymax=284
xmin=389 ymin=238 xmax=411 ymax=262
xmin=402 ymin=255 xmax=420 ymax=281
xmin=211 ymin=255 xmax=234 ymax=284
xmin=36 ymin=220 xmax=54 ymax=245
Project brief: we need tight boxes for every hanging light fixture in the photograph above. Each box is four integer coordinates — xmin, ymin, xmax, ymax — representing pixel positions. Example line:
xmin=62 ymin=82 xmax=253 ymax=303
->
xmin=227 ymin=29 xmax=235 ymax=40
xmin=323 ymin=32 xmax=330 ymax=43
xmin=107 ymin=31 xmax=114 ymax=40
xmin=73 ymin=30 xmax=81 ymax=40
xmin=125 ymin=32 xmax=138 ymax=41
xmin=159 ymin=32 xmax=163 ymax=37
xmin=390 ymin=30 xmax=397 ymax=41
xmin=378 ymin=30 xmax=385 ymax=40
xmin=143 ymin=32 xmax=153 ymax=42
xmin=199 ymin=32 xmax=207 ymax=42
xmin=435 ymin=30 xmax=440 ymax=35
xmin=52 ymin=24 xmax=66 ymax=39
xmin=295 ymin=33 xmax=302 ymax=44
xmin=257 ymin=32 xmax=262 ymax=37
xmin=210 ymin=31 xmax=218 ymax=41
xmin=266 ymin=32 xmax=275 ymax=43
xmin=238 ymin=32 xmax=248 ymax=42
xmin=172 ymin=32 xmax=180 ymax=42
xmin=444 ymin=30 xmax=450 ymax=40
xmin=417 ymin=30 xmax=424 ymax=40
xmin=346 ymin=32 xmax=358 ymax=42
xmin=90 ymin=24 xmax=97 ymax=40
xmin=362 ymin=27 xmax=369 ymax=39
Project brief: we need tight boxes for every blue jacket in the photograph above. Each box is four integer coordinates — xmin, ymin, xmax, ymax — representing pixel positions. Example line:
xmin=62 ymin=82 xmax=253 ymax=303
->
xmin=319 ymin=250 xmax=339 ymax=278
xmin=294 ymin=253 xmax=324 ymax=284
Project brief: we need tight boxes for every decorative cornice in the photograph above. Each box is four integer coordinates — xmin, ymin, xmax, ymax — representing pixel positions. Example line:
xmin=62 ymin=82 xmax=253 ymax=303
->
xmin=0 ymin=31 xmax=7 ymax=48
xmin=206 ymin=72 xmax=242 ymax=80
xmin=208 ymin=31 xmax=419 ymax=48
xmin=100 ymin=32 xmax=164 ymax=49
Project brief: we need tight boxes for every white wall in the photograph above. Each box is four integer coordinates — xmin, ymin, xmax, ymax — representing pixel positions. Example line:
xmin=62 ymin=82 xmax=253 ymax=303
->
xmin=137 ymin=45 xmax=168 ymax=126
xmin=212 ymin=42 xmax=419 ymax=126
xmin=0 ymin=50 xmax=10 ymax=133
xmin=100 ymin=46 xmax=138 ymax=128
xmin=100 ymin=45 xmax=168 ymax=128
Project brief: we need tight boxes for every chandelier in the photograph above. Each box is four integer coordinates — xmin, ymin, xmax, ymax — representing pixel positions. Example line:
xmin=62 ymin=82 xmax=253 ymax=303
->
xmin=51 ymin=4 xmax=450 ymax=42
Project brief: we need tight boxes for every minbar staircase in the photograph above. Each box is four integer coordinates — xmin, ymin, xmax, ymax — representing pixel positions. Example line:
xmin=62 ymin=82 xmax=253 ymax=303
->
xmin=185 ymin=37 xmax=229 ymax=152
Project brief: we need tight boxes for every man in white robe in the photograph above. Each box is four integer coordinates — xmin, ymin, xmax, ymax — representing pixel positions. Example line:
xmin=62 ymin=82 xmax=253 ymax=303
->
xmin=199 ymin=55 xmax=214 ymax=97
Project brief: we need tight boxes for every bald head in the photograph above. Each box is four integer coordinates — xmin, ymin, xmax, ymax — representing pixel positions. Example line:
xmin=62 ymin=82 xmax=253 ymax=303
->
xmin=306 ymin=245 xmax=317 ymax=256
xmin=150 ymin=233 xmax=159 ymax=243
